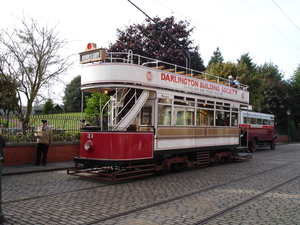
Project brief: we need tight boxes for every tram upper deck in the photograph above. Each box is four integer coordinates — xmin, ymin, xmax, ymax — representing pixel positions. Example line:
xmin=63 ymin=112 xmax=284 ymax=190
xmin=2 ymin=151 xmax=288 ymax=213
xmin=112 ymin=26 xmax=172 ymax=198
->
xmin=80 ymin=49 xmax=249 ymax=104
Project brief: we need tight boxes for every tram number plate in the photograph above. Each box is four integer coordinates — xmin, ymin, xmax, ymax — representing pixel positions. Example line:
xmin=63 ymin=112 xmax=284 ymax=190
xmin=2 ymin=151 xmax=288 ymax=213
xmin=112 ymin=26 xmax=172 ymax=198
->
xmin=87 ymin=133 xmax=94 ymax=139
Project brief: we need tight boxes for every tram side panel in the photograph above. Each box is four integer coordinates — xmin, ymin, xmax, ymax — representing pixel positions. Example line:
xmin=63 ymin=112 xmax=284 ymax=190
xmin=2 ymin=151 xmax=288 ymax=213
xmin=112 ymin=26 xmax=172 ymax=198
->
xmin=155 ymin=126 xmax=239 ymax=152
xmin=77 ymin=131 xmax=154 ymax=166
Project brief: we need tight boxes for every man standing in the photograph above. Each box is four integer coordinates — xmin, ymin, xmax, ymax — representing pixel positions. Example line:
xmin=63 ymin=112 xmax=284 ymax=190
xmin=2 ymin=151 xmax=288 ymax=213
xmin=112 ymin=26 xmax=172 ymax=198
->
xmin=34 ymin=120 xmax=53 ymax=166
xmin=0 ymin=134 xmax=5 ymax=163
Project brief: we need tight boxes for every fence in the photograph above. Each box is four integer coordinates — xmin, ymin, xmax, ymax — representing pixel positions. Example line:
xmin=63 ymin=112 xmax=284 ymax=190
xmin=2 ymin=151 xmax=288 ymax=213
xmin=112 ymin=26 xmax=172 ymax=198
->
xmin=0 ymin=115 xmax=86 ymax=142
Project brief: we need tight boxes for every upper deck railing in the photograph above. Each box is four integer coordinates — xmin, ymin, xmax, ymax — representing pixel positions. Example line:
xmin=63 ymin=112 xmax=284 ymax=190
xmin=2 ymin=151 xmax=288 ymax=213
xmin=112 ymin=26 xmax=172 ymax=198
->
xmin=103 ymin=51 xmax=249 ymax=90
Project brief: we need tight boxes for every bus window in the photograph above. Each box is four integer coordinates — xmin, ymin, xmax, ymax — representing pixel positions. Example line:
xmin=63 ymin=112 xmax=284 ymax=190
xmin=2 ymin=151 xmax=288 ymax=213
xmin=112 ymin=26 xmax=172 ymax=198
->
xmin=158 ymin=105 xmax=171 ymax=125
xmin=243 ymin=116 xmax=248 ymax=124
xmin=250 ymin=117 xmax=256 ymax=124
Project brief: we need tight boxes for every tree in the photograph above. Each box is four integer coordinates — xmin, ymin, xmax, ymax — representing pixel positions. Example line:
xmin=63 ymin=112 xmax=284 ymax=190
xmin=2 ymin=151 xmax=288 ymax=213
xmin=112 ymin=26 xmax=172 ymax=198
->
xmin=0 ymin=16 xmax=72 ymax=132
xmin=62 ymin=75 xmax=90 ymax=112
xmin=257 ymin=63 xmax=289 ymax=128
xmin=207 ymin=47 xmax=224 ymax=67
xmin=84 ymin=93 xmax=109 ymax=126
xmin=43 ymin=99 xmax=54 ymax=114
xmin=236 ymin=53 xmax=264 ymax=112
xmin=108 ymin=16 xmax=205 ymax=71
xmin=288 ymin=64 xmax=300 ymax=126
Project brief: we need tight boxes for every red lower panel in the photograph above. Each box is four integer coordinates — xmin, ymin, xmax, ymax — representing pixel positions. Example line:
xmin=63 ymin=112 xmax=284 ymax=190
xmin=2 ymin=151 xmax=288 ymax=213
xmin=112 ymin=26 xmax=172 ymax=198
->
xmin=80 ymin=132 xmax=154 ymax=160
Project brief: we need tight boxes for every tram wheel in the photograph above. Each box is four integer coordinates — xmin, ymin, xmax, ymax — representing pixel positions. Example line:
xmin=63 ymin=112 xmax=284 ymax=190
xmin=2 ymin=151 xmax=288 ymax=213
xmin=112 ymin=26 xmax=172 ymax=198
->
xmin=270 ymin=138 xmax=276 ymax=150
xmin=173 ymin=163 xmax=185 ymax=172
xmin=249 ymin=140 xmax=257 ymax=152
xmin=155 ymin=169 xmax=165 ymax=176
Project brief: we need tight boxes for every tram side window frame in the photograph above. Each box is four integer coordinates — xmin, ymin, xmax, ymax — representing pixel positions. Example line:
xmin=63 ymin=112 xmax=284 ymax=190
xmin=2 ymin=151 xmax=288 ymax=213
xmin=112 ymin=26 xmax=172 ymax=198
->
xmin=158 ymin=98 xmax=172 ymax=125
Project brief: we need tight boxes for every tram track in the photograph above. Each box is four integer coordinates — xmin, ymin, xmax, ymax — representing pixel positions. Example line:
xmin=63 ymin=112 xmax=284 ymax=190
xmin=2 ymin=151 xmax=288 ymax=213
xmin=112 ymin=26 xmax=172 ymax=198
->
xmin=3 ymin=147 xmax=299 ymax=206
xmin=194 ymin=174 xmax=300 ymax=225
xmin=80 ymin=159 xmax=300 ymax=225
xmin=2 ymin=146 xmax=300 ymax=225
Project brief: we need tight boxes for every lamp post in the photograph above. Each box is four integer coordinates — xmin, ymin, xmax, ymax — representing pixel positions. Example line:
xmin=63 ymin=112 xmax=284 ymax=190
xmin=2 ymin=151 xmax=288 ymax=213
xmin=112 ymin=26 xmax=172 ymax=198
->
xmin=286 ymin=109 xmax=291 ymax=143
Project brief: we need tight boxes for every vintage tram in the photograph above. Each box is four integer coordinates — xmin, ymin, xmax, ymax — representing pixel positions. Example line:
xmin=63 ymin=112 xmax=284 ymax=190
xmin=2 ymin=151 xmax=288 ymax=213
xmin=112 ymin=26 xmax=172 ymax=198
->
xmin=67 ymin=43 xmax=252 ymax=181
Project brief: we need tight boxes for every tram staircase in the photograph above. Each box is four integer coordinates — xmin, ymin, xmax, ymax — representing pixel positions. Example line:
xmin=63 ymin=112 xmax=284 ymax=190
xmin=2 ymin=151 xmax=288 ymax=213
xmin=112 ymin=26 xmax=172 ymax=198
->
xmin=196 ymin=151 xmax=210 ymax=167
xmin=107 ymin=89 xmax=149 ymax=131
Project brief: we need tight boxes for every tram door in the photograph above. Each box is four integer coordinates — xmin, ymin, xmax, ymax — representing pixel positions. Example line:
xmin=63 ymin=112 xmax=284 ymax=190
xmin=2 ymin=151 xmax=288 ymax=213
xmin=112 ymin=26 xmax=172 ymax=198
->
xmin=140 ymin=100 xmax=154 ymax=132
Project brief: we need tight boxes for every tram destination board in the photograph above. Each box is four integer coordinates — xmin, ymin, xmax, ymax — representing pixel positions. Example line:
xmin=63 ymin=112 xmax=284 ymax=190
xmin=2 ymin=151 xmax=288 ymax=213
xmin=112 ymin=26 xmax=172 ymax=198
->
xmin=79 ymin=49 xmax=106 ymax=64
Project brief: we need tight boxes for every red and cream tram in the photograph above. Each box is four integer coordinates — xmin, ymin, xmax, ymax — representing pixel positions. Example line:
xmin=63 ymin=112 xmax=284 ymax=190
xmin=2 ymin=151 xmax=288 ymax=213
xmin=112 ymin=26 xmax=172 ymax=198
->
xmin=67 ymin=43 xmax=252 ymax=181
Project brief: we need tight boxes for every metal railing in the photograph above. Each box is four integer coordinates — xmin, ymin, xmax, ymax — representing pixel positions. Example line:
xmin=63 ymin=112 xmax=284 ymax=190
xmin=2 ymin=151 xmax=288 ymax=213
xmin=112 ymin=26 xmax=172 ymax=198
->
xmin=0 ymin=115 xmax=86 ymax=142
xmin=105 ymin=51 xmax=249 ymax=90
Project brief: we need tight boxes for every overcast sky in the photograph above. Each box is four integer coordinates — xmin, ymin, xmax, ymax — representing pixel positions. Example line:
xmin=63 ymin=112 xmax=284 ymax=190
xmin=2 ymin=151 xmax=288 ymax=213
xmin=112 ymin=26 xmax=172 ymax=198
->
xmin=1 ymin=0 xmax=300 ymax=103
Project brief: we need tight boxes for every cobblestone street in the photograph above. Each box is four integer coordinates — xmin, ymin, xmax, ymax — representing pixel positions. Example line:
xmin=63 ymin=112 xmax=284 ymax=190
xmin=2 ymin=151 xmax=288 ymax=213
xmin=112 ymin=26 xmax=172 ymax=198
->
xmin=2 ymin=144 xmax=300 ymax=224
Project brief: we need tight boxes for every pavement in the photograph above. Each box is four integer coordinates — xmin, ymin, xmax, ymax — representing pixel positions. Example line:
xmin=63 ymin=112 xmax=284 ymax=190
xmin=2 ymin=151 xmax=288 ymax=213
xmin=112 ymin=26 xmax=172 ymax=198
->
xmin=2 ymin=160 xmax=75 ymax=175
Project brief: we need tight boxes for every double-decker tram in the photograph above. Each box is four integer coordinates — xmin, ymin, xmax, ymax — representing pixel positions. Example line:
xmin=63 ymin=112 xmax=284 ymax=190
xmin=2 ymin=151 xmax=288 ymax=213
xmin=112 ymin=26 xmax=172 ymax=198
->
xmin=240 ymin=111 xmax=276 ymax=152
xmin=67 ymin=43 xmax=252 ymax=181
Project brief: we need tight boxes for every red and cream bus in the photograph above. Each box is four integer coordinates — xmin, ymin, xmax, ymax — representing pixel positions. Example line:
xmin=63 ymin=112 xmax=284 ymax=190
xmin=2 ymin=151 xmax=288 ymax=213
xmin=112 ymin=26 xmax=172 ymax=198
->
xmin=240 ymin=111 xmax=276 ymax=152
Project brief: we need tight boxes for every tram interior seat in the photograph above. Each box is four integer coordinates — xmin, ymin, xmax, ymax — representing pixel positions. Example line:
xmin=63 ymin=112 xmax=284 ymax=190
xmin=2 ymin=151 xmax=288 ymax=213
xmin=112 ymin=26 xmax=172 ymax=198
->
xmin=209 ymin=79 xmax=217 ymax=82
xmin=185 ymin=74 xmax=194 ymax=77
xmin=153 ymin=66 xmax=164 ymax=70
xmin=176 ymin=71 xmax=185 ymax=75
xmin=194 ymin=75 xmax=202 ymax=79
xmin=165 ymin=68 xmax=175 ymax=72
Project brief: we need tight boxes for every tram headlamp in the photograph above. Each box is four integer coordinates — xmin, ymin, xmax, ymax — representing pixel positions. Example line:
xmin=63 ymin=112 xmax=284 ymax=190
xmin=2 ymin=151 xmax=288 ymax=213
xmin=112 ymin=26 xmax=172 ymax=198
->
xmin=84 ymin=140 xmax=94 ymax=152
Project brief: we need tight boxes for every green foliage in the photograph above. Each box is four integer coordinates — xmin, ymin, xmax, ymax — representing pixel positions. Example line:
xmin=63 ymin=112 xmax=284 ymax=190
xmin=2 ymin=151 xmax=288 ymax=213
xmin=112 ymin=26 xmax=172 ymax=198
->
xmin=207 ymin=47 xmax=224 ymax=67
xmin=84 ymin=93 xmax=109 ymax=125
xmin=108 ymin=16 xmax=206 ymax=71
xmin=43 ymin=99 xmax=54 ymax=114
xmin=287 ymin=64 xmax=300 ymax=126
xmin=62 ymin=75 xmax=91 ymax=112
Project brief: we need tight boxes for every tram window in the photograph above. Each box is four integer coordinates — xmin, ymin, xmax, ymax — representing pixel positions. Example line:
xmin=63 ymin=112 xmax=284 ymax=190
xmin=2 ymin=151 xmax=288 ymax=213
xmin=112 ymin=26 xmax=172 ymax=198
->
xmin=174 ymin=96 xmax=184 ymax=100
xmin=216 ymin=111 xmax=229 ymax=126
xmin=186 ymin=100 xmax=195 ymax=106
xmin=243 ymin=116 xmax=249 ymax=124
xmin=198 ymin=103 xmax=214 ymax=109
xmin=196 ymin=109 xmax=214 ymax=126
xmin=174 ymin=107 xmax=195 ymax=126
xmin=174 ymin=100 xmax=187 ymax=105
xmin=257 ymin=118 xmax=262 ymax=125
xmin=197 ymin=99 xmax=205 ymax=104
xmin=231 ymin=112 xmax=238 ymax=127
xmin=141 ymin=106 xmax=152 ymax=125
xmin=158 ymin=105 xmax=171 ymax=125
xmin=159 ymin=98 xmax=171 ymax=104
xmin=216 ymin=106 xmax=230 ymax=110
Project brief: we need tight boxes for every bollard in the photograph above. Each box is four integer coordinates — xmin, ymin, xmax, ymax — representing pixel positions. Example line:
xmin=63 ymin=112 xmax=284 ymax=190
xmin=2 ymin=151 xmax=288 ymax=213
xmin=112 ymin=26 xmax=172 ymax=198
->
xmin=0 ymin=157 xmax=4 ymax=223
